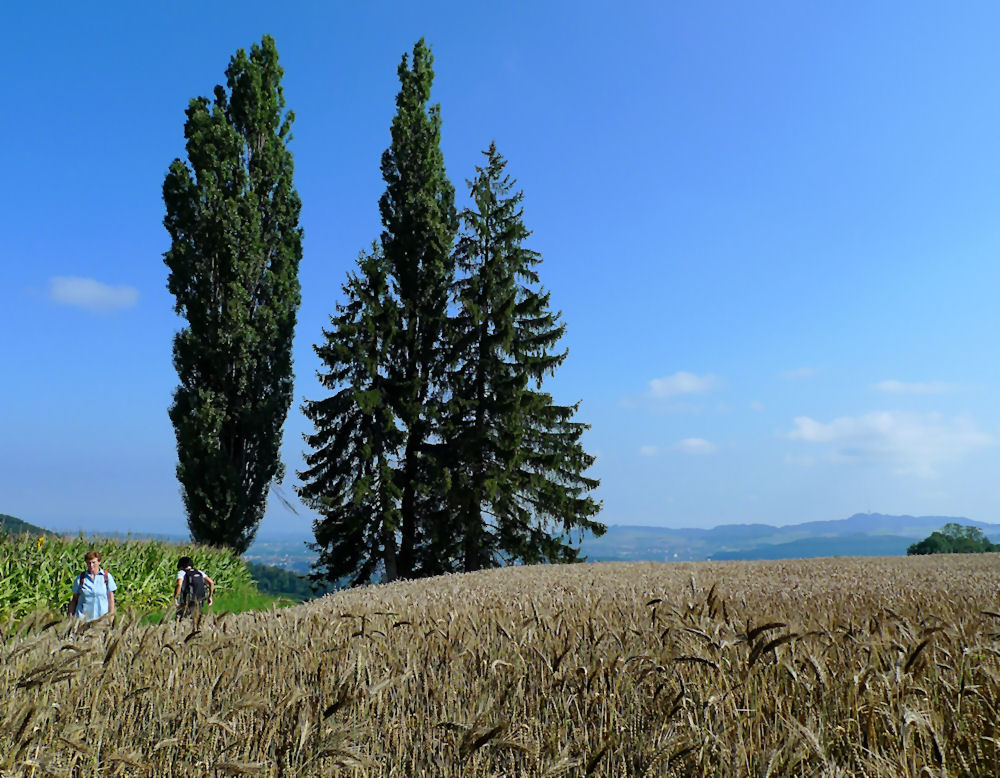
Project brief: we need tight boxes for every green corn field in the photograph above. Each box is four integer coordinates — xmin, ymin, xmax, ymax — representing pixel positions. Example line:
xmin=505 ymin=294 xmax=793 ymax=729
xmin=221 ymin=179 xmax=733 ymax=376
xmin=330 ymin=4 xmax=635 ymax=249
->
xmin=0 ymin=534 xmax=253 ymax=623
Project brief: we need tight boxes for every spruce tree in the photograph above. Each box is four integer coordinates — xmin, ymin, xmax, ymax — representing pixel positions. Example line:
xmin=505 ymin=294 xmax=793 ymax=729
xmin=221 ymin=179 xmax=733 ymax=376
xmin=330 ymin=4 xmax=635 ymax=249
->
xmin=446 ymin=143 xmax=604 ymax=570
xmin=298 ymin=246 xmax=403 ymax=585
xmin=163 ymin=36 xmax=302 ymax=553
xmin=378 ymin=39 xmax=458 ymax=578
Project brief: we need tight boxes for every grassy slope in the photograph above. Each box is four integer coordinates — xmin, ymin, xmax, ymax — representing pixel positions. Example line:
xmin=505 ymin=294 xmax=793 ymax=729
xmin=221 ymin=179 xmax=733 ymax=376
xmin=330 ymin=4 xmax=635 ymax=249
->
xmin=2 ymin=554 xmax=999 ymax=776
xmin=0 ymin=513 xmax=55 ymax=537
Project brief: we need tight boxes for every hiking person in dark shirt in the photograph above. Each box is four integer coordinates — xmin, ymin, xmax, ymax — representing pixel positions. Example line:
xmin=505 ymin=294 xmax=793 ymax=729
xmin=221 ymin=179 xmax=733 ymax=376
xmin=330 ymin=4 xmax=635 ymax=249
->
xmin=173 ymin=556 xmax=214 ymax=622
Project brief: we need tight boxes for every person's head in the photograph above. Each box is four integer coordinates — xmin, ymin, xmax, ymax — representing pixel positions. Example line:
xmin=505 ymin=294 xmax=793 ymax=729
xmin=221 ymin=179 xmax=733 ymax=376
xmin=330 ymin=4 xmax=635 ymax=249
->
xmin=177 ymin=556 xmax=194 ymax=570
xmin=84 ymin=550 xmax=101 ymax=570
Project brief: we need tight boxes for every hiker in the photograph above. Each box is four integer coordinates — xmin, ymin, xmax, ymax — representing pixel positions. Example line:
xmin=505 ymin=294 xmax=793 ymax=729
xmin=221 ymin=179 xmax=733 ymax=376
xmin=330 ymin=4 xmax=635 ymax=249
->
xmin=68 ymin=550 xmax=117 ymax=622
xmin=174 ymin=556 xmax=214 ymax=620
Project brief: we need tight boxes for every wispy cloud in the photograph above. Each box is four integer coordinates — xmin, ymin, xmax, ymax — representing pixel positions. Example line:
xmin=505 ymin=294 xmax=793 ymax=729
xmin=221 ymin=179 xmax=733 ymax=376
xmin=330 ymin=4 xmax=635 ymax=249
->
xmin=675 ymin=437 xmax=716 ymax=454
xmin=648 ymin=372 xmax=717 ymax=399
xmin=49 ymin=276 xmax=139 ymax=313
xmin=781 ymin=367 xmax=819 ymax=380
xmin=872 ymin=380 xmax=958 ymax=395
xmin=639 ymin=445 xmax=659 ymax=457
xmin=788 ymin=411 xmax=992 ymax=476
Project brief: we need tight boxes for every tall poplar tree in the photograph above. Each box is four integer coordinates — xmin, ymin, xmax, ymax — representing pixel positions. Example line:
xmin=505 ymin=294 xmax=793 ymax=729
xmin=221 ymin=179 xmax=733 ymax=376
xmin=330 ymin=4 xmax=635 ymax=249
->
xmin=445 ymin=143 xmax=604 ymax=570
xmin=302 ymin=38 xmax=457 ymax=583
xmin=163 ymin=35 xmax=302 ymax=554
xmin=377 ymin=38 xmax=459 ymax=578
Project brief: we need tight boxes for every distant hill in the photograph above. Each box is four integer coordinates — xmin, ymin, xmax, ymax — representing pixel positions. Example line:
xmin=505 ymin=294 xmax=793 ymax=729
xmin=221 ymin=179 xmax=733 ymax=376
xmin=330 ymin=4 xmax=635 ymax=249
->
xmin=0 ymin=513 xmax=55 ymax=537
xmin=7 ymin=510 xmax=996 ymax=567
xmin=243 ymin=513 xmax=1000 ymax=569
xmin=710 ymin=533 xmax=914 ymax=561
xmin=580 ymin=513 xmax=1000 ymax=562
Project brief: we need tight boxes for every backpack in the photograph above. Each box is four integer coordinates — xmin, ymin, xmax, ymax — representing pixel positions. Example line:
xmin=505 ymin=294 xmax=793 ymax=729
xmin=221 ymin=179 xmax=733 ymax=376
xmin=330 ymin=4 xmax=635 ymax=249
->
xmin=179 ymin=568 xmax=207 ymax=606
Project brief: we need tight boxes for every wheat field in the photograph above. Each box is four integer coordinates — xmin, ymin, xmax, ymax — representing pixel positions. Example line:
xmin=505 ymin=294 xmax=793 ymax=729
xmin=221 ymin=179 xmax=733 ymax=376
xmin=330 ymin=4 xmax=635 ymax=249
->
xmin=2 ymin=554 xmax=999 ymax=776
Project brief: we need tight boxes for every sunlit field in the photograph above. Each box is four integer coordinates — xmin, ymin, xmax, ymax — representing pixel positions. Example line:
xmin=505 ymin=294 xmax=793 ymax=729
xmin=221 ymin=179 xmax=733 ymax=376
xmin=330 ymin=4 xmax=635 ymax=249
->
xmin=2 ymin=554 xmax=999 ymax=776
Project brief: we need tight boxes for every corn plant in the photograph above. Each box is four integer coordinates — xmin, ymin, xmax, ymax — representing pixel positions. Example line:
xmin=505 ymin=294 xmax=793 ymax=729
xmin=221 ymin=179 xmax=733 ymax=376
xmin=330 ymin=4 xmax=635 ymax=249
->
xmin=0 ymin=534 xmax=253 ymax=621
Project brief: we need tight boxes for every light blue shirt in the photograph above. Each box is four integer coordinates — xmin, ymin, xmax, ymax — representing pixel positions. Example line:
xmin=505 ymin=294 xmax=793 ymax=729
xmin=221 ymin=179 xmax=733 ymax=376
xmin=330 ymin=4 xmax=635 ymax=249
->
xmin=72 ymin=569 xmax=117 ymax=621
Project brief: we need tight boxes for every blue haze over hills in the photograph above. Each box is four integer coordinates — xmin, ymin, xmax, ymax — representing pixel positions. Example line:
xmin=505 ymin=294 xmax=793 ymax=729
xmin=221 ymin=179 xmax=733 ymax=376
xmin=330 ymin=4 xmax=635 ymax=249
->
xmin=581 ymin=513 xmax=1000 ymax=563
xmin=244 ymin=513 xmax=1000 ymax=571
xmin=6 ymin=512 xmax=996 ymax=573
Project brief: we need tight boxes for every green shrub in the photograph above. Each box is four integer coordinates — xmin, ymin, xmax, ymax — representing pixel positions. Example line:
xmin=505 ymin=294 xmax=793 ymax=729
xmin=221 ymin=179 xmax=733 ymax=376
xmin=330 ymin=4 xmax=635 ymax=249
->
xmin=907 ymin=522 xmax=999 ymax=555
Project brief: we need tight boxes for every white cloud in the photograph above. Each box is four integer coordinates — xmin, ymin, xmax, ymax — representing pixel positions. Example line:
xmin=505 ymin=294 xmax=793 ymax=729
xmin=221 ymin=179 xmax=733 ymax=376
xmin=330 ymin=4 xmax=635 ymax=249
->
xmin=49 ymin=276 xmax=139 ymax=313
xmin=675 ymin=437 xmax=716 ymax=454
xmin=781 ymin=367 xmax=819 ymax=380
xmin=787 ymin=411 xmax=992 ymax=477
xmin=648 ymin=371 xmax=717 ymax=399
xmin=639 ymin=445 xmax=659 ymax=457
xmin=749 ymin=401 xmax=765 ymax=412
xmin=872 ymin=380 xmax=958 ymax=395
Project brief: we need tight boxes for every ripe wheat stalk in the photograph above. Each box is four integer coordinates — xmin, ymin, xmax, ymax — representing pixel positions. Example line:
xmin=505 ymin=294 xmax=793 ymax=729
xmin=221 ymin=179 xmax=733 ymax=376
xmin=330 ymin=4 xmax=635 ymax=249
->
xmin=0 ymin=554 xmax=999 ymax=775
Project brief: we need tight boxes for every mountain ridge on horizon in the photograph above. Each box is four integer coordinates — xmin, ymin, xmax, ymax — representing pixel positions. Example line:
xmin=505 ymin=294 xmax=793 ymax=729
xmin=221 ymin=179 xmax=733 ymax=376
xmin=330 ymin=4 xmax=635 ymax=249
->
xmin=7 ymin=510 xmax=998 ymax=567
xmin=581 ymin=512 xmax=1000 ymax=562
xmin=609 ymin=512 xmax=1000 ymax=534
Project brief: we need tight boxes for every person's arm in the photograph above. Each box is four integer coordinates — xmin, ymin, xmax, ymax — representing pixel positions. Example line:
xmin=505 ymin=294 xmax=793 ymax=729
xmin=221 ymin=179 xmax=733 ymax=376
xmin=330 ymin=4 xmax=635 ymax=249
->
xmin=106 ymin=573 xmax=117 ymax=620
xmin=173 ymin=575 xmax=183 ymax=604
xmin=205 ymin=574 xmax=215 ymax=605
xmin=68 ymin=575 xmax=80 ymax=618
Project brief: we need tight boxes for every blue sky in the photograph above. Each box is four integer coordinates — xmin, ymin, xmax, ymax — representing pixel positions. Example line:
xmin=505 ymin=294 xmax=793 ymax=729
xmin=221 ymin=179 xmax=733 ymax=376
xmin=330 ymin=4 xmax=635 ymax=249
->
xmin=3 ymin=2 xmax=1000 ymax=539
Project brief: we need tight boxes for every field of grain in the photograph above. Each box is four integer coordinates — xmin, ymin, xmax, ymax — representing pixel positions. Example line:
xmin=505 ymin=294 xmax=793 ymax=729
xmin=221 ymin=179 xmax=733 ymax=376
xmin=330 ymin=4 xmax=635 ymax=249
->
xmin=2 ymin=554 xmax=999 ymax=776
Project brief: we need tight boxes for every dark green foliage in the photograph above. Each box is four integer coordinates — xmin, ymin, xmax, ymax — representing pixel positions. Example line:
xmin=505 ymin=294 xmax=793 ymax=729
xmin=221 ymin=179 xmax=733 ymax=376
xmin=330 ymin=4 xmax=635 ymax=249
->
xmin=163 ymin=35 xmax=302 ymax=554
xmin=907 ymin=523 xmax=999 ymax=555
xmin=378 ymin=39 xmax=459 ymax=579
xmin=907 ymin=532 xmax=953 ymax=555
xmin=298 ymin=246 xmax=404 ymax=585
xmin=444 ymin=143 xmax=603 ymax=571
xmin=245 ymin=561 xmax=334 ymax=601
xmin=302 ymin=43 xmax=601 ymax=587
xmin=0 ymin=514 xmax=54 ymax=537
xmin=302 ymin=40 xmax=457 ymax=585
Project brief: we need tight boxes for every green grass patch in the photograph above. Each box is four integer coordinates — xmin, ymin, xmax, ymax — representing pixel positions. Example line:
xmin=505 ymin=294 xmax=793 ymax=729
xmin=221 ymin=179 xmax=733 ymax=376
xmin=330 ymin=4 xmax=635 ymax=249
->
xmin=214 ymin=582 xmax=297 ymax=612
xmin=139 ymin=583 xmax=295 ymax=624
